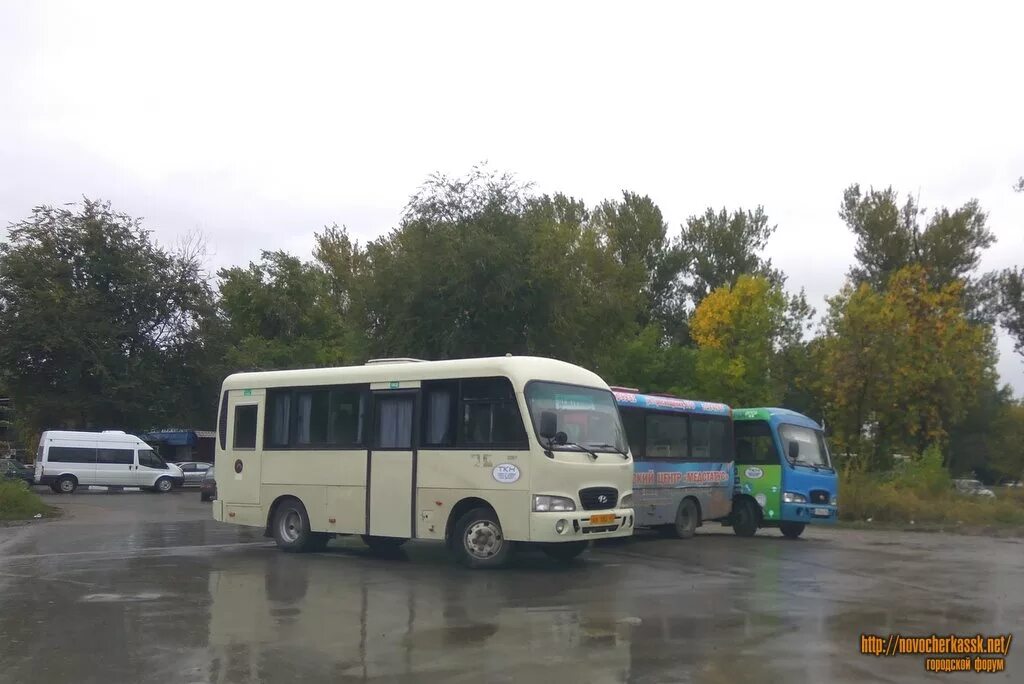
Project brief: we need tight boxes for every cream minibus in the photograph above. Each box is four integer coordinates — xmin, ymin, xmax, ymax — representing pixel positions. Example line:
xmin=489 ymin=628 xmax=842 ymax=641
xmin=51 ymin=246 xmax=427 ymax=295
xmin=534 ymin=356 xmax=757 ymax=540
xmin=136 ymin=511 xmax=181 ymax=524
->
xmin=213 ymin=356 xmax=635 ymax=568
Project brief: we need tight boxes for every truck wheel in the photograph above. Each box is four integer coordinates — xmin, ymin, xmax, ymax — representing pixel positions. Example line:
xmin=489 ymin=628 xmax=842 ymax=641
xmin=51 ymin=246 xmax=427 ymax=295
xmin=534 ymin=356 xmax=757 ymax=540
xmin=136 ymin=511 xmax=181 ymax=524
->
xmin=56 ymin=476 xmax=77 ymax=494
xmin=780 ymin=522 xmax=805 ymax=539
xmin=540 ymin=541 xmax=589 ymax=562
xmin=732 ymin=499 xmax=759 ymax=537
xmin=452 ymin=507 xmax=513 ymax=569
xmin=672 ymin=499 xmax=699 ymax=539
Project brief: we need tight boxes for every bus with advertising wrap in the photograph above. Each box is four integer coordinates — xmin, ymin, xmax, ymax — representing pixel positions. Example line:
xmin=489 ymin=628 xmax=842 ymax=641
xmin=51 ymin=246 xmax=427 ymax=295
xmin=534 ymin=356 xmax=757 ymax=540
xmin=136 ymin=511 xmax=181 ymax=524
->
xmin=731 ymin=407 xmax=838 ymax=538
xmin=612 ymin=388 xmax=734 ymax=538
xmin=213 ymin=356 xmax=635 ymax=568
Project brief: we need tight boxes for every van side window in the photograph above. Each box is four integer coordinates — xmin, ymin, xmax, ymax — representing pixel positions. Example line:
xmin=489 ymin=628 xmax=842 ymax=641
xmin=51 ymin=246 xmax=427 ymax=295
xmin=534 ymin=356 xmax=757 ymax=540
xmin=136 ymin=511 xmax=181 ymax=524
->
xmin=48 ymin=447 xmax=97 ymax=463
xmin=234 ymin=405 xmax=259 ymax=449
xmin=97 ymin=448 xmax=134 ymax=465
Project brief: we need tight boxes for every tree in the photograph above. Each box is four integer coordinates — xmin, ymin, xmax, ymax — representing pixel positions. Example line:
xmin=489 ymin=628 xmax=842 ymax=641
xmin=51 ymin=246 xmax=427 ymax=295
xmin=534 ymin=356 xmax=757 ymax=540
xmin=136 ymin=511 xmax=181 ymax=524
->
xmin=997 ymin=267 xmax=1024 ymax=358
xmin=217 ymin=250 xmax=352 ymax=370
xmin=678 ymin=206 xmax=781 ymax=311
xmin=0 ymin=199 xmax=217 ymax=434
xmin=689 ymin=275 xmax=790 ymax=406
xmin=821 ymin=265 xmax=994 ymax=468
xmin=840 ymin=184 xmax=995 ymax=291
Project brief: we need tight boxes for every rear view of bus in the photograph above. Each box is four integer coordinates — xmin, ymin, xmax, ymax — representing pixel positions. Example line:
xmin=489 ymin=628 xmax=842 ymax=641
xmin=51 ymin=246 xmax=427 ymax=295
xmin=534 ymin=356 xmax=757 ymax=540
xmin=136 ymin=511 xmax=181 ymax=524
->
xmin=732 ymin=408 xmax=838 ymax=539
xmin=212 ymin=356 xmax=634 ymax=568
xmin=613 ymin=388 xmax=734 ymax=538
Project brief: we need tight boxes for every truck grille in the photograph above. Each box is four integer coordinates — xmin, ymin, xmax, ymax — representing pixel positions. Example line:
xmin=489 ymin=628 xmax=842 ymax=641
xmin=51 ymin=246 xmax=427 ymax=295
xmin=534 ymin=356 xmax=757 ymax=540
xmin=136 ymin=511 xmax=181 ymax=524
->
xmin=579 ymin=487 xmax=617 ymax=511
xmin=809 ymin=490 xmax=830 ymax=504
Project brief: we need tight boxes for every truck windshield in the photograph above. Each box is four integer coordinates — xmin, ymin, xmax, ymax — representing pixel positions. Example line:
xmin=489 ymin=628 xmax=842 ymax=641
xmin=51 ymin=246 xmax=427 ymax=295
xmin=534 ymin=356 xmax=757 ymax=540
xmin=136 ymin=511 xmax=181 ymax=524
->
xmin=525 ymin=382 xmax=627 ymax=454
xmin=778 ymin=424 xmax=832 ymax=469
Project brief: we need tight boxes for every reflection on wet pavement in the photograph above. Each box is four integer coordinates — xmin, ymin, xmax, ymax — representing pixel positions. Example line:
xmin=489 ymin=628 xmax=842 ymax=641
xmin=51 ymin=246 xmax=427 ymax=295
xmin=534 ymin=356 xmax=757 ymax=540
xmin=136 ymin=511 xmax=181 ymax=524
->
xmin=0 ymin=492 xmax=1020 ymax=682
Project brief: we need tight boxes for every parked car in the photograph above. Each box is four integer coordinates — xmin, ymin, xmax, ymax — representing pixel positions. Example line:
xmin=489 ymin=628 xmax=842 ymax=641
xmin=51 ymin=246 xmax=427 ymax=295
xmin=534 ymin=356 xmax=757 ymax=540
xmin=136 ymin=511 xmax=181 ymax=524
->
xmin=1 ymin=458 xmax=34 ymax=485
xmin=200 ymin=466 xmax=217 ymax=502
xmin=952 ymin=479 xmax=996 ymax=498
xmin=35 ymin=430 xmax=184 ymax=494
xmin=174 ymin=461 xmax=212 ymax=487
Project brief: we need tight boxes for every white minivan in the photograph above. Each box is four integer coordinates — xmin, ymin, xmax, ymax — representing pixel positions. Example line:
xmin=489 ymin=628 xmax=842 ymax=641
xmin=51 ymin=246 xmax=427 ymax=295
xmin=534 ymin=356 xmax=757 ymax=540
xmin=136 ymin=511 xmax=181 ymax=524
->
xmin=35 ymin=430 xmax=185 ymax=494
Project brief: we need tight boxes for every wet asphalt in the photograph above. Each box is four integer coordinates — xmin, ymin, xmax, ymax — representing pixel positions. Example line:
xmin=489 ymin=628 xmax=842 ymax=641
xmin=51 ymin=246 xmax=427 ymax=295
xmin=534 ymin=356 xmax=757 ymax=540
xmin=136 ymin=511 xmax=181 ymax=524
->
xmin=0 ymin=490 xmax=1020 ymax=683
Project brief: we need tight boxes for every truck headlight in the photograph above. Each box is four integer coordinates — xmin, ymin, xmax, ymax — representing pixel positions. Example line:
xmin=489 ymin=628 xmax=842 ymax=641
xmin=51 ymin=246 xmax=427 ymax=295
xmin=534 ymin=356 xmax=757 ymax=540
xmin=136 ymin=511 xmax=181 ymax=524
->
xmin=782 ymin=492 xmax=807 ymax=504
xmin=532 ymin=495 xmax=576 ymax=512
xmin=619 ymin=493 xmax=633 ymax=508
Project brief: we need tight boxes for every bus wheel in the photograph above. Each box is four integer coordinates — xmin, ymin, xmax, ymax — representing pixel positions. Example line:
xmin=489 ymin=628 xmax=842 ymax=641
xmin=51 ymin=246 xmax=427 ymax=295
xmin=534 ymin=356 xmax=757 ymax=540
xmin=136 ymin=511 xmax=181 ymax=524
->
xmin=453 ymin=507 xmax=512 ymax=569
xmin=362 ymin=535 xmax=407 ymax=553
xmin=732 ymin=499 xmax=759 ymax=537
xmin=272 ymin=499 xmax=321 ymax=553
xmin=540 ymin=541 xmax=589 ymax=563
xmin=672 ymin=499 xmax=699 ymax=539
xmin=779 ymin=522 xmax=805 ymax=539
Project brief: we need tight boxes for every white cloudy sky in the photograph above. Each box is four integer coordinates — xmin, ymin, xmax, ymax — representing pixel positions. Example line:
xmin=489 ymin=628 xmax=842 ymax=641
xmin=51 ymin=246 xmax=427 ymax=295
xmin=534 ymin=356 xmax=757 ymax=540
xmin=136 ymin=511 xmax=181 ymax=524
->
xmin=2 ymin=1 xmax=1023 ymax=390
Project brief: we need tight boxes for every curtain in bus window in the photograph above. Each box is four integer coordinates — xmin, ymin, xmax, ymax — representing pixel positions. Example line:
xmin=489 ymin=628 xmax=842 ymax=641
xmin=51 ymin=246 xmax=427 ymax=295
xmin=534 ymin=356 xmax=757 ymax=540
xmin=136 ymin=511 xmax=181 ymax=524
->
xmin=377 ymin=397 xmax=413 ymax=449
xmin=426 ymin=390 xmax=452 ymax=445
xmin=268 ymin=392 xmax=291 ymax=447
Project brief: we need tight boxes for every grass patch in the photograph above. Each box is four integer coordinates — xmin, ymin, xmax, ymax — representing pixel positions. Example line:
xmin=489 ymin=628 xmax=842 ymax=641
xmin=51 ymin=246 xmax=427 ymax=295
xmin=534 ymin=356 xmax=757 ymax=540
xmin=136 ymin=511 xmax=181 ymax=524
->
xmin=0 ymin=480 xmax=56 ymax=521
xmin=839 ymin=447 xmax=1024 ymax=530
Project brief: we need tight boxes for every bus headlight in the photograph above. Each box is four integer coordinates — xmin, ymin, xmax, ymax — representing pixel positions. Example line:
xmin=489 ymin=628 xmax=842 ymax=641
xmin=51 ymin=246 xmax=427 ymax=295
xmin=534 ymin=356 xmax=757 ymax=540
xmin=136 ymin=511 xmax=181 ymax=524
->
xmin=532 ymin=495 xmax=576 ymax=512
xmin=619 ymin=493 xmax=633 ymax=508
xmin=782 ymin=492 xmax=807 ymax=504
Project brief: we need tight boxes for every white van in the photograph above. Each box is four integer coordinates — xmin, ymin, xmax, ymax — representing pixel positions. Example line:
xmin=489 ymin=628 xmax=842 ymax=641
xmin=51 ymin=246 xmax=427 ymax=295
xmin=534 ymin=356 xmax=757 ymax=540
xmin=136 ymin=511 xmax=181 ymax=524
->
xmin=35 ymin=430 xmax=185 ymax=494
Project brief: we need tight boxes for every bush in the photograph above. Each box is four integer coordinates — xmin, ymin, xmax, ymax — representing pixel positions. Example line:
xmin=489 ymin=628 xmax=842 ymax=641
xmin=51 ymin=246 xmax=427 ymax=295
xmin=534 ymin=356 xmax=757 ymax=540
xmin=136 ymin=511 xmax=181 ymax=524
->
xmin=0 ymin=480 xmax=52 ymax=520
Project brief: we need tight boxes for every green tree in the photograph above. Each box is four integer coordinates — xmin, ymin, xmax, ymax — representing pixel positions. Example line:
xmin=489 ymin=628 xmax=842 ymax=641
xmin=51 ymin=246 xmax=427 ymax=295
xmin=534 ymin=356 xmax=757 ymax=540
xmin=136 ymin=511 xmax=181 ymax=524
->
xmin=0 ymin=200 xmax=217 ymax=434
xmin=678 ymin=206 xmax=781 ymax=311
xmin=217 ymin=250 xmax=352 ymax=370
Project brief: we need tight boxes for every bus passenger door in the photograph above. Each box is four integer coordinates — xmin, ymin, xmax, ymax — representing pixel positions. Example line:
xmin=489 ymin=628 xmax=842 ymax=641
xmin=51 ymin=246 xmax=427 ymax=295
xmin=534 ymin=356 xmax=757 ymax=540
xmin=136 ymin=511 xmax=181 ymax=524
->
xmin=223 ymin=390 xmax=264 ymax=505
xmin=368 ymin=391 xmax=415 ymax=539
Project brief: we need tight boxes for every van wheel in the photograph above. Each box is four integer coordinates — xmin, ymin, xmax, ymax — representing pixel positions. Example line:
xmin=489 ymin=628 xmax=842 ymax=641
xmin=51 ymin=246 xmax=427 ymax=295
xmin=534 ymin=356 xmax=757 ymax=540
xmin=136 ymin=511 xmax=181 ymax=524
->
xmin=154 ymin=478 xmax=173 ymax=493
xmin=271 ymin=499 xmax=322 ymax=553
xmin=672 ymin=499 xmax=699 ymax=539
xmin=452 ymin=507 xmax=513 ymax=569
xmin=361 ymin=535 xmax=407 ymax=553
xmin=732 ymin=499 xmax=759 ymax=537
xmin=540 ymin=541 xmax=589 ymax=562
xmin=56 ymin=476 xmax=77 ymax=494
xmin=780 ymin=522 xmax=805 ymax=539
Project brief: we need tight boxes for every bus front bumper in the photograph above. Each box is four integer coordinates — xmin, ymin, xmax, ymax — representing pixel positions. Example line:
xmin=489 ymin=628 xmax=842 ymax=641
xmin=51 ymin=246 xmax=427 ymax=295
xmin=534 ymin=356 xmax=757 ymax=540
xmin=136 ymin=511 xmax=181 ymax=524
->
xmin=528 ymin=508 xmax=634 ymax=542
xmin=780 ymin=502 xmax=838 ymax=524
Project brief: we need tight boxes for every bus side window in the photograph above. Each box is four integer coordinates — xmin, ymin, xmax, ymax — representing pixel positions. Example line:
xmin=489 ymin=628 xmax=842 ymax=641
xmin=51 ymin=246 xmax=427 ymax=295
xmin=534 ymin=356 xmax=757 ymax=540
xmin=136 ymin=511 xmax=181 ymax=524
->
xmin=620 ymin=408 xmax=645 ymax=460
xmin=233 ymin=405 xmax=258 ymax=450
xmin=422 ymin=381 xmax=457 ymax=447
xmin=645 ymin=413 xmax=687 ymax=459
xmin=734 ymin=421 xmax=774 ymax=465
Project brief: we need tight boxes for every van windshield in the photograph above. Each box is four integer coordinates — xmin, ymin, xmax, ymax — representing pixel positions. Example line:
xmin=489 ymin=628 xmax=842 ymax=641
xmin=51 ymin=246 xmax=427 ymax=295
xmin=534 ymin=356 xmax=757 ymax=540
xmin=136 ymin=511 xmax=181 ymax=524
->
xmin=525 ymin=382 xmax=627 ymax=454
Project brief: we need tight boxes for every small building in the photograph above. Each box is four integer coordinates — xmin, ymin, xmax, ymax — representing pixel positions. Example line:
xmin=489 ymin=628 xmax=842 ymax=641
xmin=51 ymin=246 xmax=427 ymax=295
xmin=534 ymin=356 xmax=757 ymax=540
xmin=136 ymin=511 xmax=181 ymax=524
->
xmin=141 ymin=429 xmax=216 ymax=464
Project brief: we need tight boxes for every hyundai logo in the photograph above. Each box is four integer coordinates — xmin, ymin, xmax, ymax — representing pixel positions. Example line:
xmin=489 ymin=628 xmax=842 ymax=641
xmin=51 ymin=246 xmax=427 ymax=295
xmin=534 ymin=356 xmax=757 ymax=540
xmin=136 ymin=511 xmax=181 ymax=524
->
xmin=597 ymin=494 xmax=608 ymax=504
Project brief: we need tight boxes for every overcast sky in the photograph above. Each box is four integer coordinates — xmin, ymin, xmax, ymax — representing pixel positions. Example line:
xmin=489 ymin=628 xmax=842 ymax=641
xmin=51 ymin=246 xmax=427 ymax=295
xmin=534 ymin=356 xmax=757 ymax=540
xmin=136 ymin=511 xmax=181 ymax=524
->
xmin=2 ymin=1 xmax=1022 ymax=391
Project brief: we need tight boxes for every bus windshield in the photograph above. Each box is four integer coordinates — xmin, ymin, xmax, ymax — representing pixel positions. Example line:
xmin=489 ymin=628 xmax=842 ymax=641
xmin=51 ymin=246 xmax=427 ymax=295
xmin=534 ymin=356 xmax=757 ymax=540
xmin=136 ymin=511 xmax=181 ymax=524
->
xmin=525 ymin=382 xmax=627 ymax=454
xmin=778 ymin=424 xmax=832 ymax=469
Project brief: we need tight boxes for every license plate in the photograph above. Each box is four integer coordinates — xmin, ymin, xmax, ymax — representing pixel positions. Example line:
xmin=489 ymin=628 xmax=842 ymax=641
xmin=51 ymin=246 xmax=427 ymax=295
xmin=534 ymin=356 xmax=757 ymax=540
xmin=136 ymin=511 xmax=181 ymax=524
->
xmin=589 ymin=514 xmax=616 ymax=525
xmin=813 ymin=507 xmax=830 ymax=517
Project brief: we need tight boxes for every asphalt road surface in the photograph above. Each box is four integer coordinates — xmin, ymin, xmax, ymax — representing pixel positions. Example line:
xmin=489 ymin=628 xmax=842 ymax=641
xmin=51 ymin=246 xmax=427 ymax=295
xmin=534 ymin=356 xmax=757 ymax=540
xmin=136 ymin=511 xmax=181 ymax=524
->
xmin=0 ymin=490 xmax=1019 ymax=683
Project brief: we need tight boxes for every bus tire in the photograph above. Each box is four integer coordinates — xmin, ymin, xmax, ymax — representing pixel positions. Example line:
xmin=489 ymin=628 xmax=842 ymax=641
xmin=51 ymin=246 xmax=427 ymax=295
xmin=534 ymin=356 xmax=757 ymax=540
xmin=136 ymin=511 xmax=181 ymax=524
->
xmin=452 ymin=507 xmax=512 ymax=569
xmin=271 ymin=499 xmax=320 ymax=553
xmin=732 ymin=499 xmax=759 ymax=537
xmin=672 ymin=499 xmax=699 ymax=539
xmin=361 ymin=535 xmax=407 ymax=552
xmin=540 ymin=541 xmax=589 ymax=563
xmin=779 ymin=522 xmax=805 ymax=539
xmin=56 ymin=475 xmax=77 ymax=494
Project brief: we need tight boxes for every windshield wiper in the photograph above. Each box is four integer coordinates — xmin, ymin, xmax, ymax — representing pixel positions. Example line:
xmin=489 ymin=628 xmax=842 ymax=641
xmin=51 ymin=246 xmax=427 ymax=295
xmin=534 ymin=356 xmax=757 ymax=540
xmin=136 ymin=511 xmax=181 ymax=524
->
xmin=552 ymin=440 xmax=599 ymax=460
xmin=587 ymin=443 xmax=630 ymax=460
xmin=793 ymin=459 xmax=821 ymax=472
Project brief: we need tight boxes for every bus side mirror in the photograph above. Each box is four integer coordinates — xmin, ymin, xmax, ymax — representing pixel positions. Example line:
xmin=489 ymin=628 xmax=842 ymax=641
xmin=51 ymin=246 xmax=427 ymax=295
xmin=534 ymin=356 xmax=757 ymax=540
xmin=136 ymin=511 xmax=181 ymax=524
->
xmin=539 ymin=411 xmax=558 ymax=440
xmin=788 ymin=440 xmax=800 ymax=461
